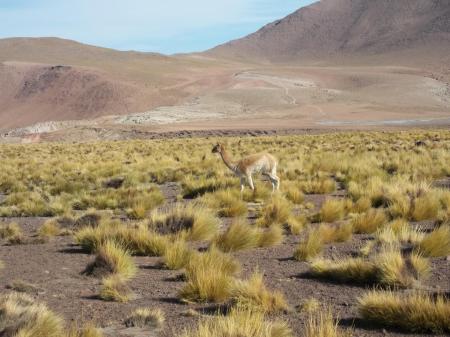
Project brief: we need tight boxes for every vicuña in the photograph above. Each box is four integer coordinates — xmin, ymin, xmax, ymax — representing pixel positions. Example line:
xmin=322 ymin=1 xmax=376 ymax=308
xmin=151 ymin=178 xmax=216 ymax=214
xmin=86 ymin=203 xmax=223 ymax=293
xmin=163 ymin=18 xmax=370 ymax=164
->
xmin=212 ymin=143 xmax=280 ymax=193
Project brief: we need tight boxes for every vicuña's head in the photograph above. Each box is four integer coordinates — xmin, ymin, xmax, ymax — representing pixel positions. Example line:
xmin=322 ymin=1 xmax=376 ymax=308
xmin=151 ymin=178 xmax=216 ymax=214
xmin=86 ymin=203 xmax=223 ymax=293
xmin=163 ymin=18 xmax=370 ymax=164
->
xmin=211 ymin=143 xmax=223 ymax=154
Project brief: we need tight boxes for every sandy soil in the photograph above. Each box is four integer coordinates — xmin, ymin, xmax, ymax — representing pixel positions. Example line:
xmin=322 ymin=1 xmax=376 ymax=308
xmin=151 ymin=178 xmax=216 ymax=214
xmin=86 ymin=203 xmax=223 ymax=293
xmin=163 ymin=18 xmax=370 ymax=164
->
xmin=0 ymin=182 xmax=448 ymax=337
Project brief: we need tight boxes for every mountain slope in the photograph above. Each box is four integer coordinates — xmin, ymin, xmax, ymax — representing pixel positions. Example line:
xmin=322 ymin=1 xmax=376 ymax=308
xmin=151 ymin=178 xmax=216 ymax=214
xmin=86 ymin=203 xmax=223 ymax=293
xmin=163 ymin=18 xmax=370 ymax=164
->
xmin=208 ymin=0 xmax=450 ymax=64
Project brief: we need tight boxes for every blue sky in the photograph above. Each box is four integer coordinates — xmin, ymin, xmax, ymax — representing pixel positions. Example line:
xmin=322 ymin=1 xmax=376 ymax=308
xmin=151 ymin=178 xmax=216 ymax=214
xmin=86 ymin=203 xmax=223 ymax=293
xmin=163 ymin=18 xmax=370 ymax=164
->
xmin=0 ymin=0 xmax=316 ymax=54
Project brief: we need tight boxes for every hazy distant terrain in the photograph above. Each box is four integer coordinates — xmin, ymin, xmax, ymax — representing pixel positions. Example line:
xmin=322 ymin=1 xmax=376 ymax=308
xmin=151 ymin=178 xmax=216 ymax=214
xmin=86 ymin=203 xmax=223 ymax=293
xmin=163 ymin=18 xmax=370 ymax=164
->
xmin=0 ymin=0 xmax=449 ymax=141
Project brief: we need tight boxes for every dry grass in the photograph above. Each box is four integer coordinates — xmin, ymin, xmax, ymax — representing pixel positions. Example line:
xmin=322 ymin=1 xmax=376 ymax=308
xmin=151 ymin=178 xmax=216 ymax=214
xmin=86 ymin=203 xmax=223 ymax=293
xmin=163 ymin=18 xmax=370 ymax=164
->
xmin=178 ymin=306 xmax=292 ymax=337
xmin=284 ymin=215 xmax=306 ymax=235
xmin=99 ymin=274 xmax=132 ymax=302
xmin=412 ymin=193 xmax=440 ymax=221
xmin=203 ymin=189 xmax=248 ymax=217
xmin=319 ymin=199 xmax=345 ymax=223
xmin=351 ymin=209 xmax=388 ymax=234
xmin=304 ymin=308 xmax=351 ymax=337
xmin=86 ymin=240 xmax=137 ymax=279
xmin=285 ymin=186 xmax=305 ymax=204
xmin=298 ymin=298 xmax=320 ymax=314
xmin=149 ymin=204 xmax=219 ymax=241
xmin=6 ymin=279 xmax=41 ymax=294
xmin=180 ymin=246 xmax=240 ymax=303
xmin=66 ymin=324 xmax=104 ymax=337
xmin=0 ymin=222 xmax=24 ymax=243
xmin=232 ymin=271 xmax=289 ymax=313
xmin=163 ymin=239 xmax=193 ymax=270
xmin=75 ymin=221 xmax=168 ymax=256
xmin=310 ymin=250 xmax=429 ymax=288
xmin=358 ymin=290 xmax=450 ymax=333
xmin=317 ymin=223 xmax=353 ymax=244
xmin=294 ymin=229 xmax=324 ymax=261
xmin=0 ymin=292 xmax=64 ymax=337
xmin=214 ymin=220 xmax=283 ymax=252
xmin=125 ymin=308 xmax=165 ymax=329
xmin=38 ymin=219 xmax=61 ymax=238
xmin=256 ymin=195 xmax=292 ymax=227
xmin=416 ymin=224 xmax=450 ymax=257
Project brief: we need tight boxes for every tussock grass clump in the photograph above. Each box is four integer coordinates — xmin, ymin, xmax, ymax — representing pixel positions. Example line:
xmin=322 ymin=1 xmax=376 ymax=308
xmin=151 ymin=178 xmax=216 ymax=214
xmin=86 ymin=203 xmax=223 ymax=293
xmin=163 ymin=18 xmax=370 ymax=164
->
xmin=351 ymin=209 xmax=387 ymax=234
xmin=66 ymin=324 xmax=104 ymax=337
xmin=203 ymin=189 xmax=248 ymax=217
xmin=38 ymin=219 xmax=61 ymax=238
xmin=319 ymin=199 xmax=345 ymax=223
xmin=293 ymin=229 xmax=324 ymax=261
xmin=242 ymin=184 xmax=272 ymax=202
xmin=285 ymin=215 xmax=306 ymax=235
xmin=215 ymin=220 xmax=260 ymax=252
xmin=232 ymin=271 xmax=289 ymax=313
xmin=317 ymin=223 xmax=353 ymax=244
xmin=298 ymin=298 xmax=320 ymax=314
xmin=180 ymin=247 xmax=240 ymax=303
xmin=149 ymin=204 xmax=219 ymax=241
xmin=301 ymin=178 xmax=336 ymax=195
xmin=75 ymin=221 xmax=168 ymax=256
xmin=416 ymin=224 xmax=450 ymax=257
xmin=0 ymin=222 xmax=24 ymax=243
xmin=358 ymin=290 xmax=450 ymax=333
xmin=285 ymin=187 xmax=305 ymax=204
xmin=99 ymin=275 xmax=132 ymax=302
xmin=125 ymin=308 xmax=165 ymax=329
xmin=178 ymin=306 xmax=292 ymax=337
xmin=163 ymin=239 xmax=193 ymax=270
xmin=258 ymin=225 xmax=284 ymax=248
xmin=85 ymin=240 xmax=136 ymax=279
xmin=412 ymin=194 xmax=440 ymax=221
xmin=377 ymin=219 xmax=424 ymax=246
xmin=0 ymin=292 xmax=64 ymax=337
xmin=215 ymin=220 xmax=282 ymax=252
xmin=256 ymin=196 xmax=292 ymax=227
xmin=310 ymin=250 xmax=429 ymax=288
xmin=304 ymin=308 xmax=351 ymax=337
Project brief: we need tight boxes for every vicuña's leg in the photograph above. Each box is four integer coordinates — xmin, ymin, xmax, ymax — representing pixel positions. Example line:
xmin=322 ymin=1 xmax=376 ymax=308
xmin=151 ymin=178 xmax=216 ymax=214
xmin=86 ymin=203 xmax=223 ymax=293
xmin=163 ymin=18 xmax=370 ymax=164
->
xmin=269 ymin=167 xmax=280 ymax=191
xmin=246 ymin=174 xmax=255 ymax=191
xmin=240 ymin=177 xmax=246 ymax=196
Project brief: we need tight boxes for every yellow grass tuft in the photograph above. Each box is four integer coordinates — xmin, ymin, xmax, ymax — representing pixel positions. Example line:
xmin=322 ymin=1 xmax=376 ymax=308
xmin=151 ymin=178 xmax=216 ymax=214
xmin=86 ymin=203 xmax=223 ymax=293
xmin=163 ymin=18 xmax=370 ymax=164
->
xmin=285 ymin=187 xmax=305 ymax=204
xmin=0 ymin=292 xmax=64 ymax=337
xmin=163 ymin=239 xmax=193 ymax=270
xmin=99 ymin=274 xmax=132 ymax=302
xmin=203 ymin=189 xmax=248 ymax=217
xmin=310 ymin=250 xmax=429 ymax=288
xmin=298 ymin=298 xmax=320 ymax=314
xmin=38 ymin=219 xmax=61 ymax=238
xmin=66 ymin=324 xmax=104 ymax=337
xmin=86 ymin=240 xmax=137 ymax=279
xmin=284 ymin=215 xmax=306 ymax=235
xmin=149 ymin=204 xmax=219 ymax=241
xmin=358 ymin=290 xmax=450 ymax=333
xmin=351 ymin=209 xmax=387 ymax=234
xmin=258 ymin=225 xmax=284 ymax=248
xmin=412 ymin=193 xmax=440 ymax=221
xmin=293 ymin=229 xmax=324 ymax=261
xmin=256 ymin=195 xmax=292 ymax=227
xmin=319 ymin=199 xmax=345 ymax=223
xmin=125 ymin=308 xmax=165 ymax=329
xmin=416 ymin=224 xmax=450 ymax=257
xmin=304 ymin=308 xmax=351 ymax=337
xmin=215 ymin=219 xmax=260 ymax=252
xmin=0 ymin=222 xmax=24 ymax=243
xmin=178 ymin=306 xmax=292 ymax=337
xmin=232 ymin=271 xmax=289 ymax=313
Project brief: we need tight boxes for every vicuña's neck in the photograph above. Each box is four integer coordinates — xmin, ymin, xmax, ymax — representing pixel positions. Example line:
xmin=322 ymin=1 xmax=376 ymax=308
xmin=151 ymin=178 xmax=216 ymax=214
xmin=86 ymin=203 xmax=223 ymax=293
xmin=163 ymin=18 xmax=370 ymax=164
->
xmin=220 ymin=148 xmax=236 ymax=172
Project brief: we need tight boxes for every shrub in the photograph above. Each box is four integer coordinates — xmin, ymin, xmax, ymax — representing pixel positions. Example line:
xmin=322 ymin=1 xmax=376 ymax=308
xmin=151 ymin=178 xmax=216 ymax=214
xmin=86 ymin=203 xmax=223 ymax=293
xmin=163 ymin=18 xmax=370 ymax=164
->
xmin=358 ymin=290 xmax=450 ymax=333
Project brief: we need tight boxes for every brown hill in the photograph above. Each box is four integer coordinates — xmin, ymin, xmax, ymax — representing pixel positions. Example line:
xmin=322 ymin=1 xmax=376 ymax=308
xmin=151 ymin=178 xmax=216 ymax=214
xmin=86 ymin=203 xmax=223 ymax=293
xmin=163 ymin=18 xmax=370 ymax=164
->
xmin=0 ymin=38 xmax=238 ymax=129
xmin=208 ymin=0 xmax=450 ymax=65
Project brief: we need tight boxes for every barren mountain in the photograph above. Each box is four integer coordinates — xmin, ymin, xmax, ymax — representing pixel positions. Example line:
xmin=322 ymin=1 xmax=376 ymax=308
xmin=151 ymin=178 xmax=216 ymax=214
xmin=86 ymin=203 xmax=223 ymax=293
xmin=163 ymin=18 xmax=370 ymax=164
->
xmin=209 ymin=0 xmax=450 ymax=65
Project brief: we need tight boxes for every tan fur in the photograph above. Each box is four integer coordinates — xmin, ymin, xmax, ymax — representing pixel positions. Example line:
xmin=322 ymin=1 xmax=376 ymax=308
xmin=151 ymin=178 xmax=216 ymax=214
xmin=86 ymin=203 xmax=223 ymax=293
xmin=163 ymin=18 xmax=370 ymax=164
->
xmin=212 ymin=143 xmax=280 ymax=192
